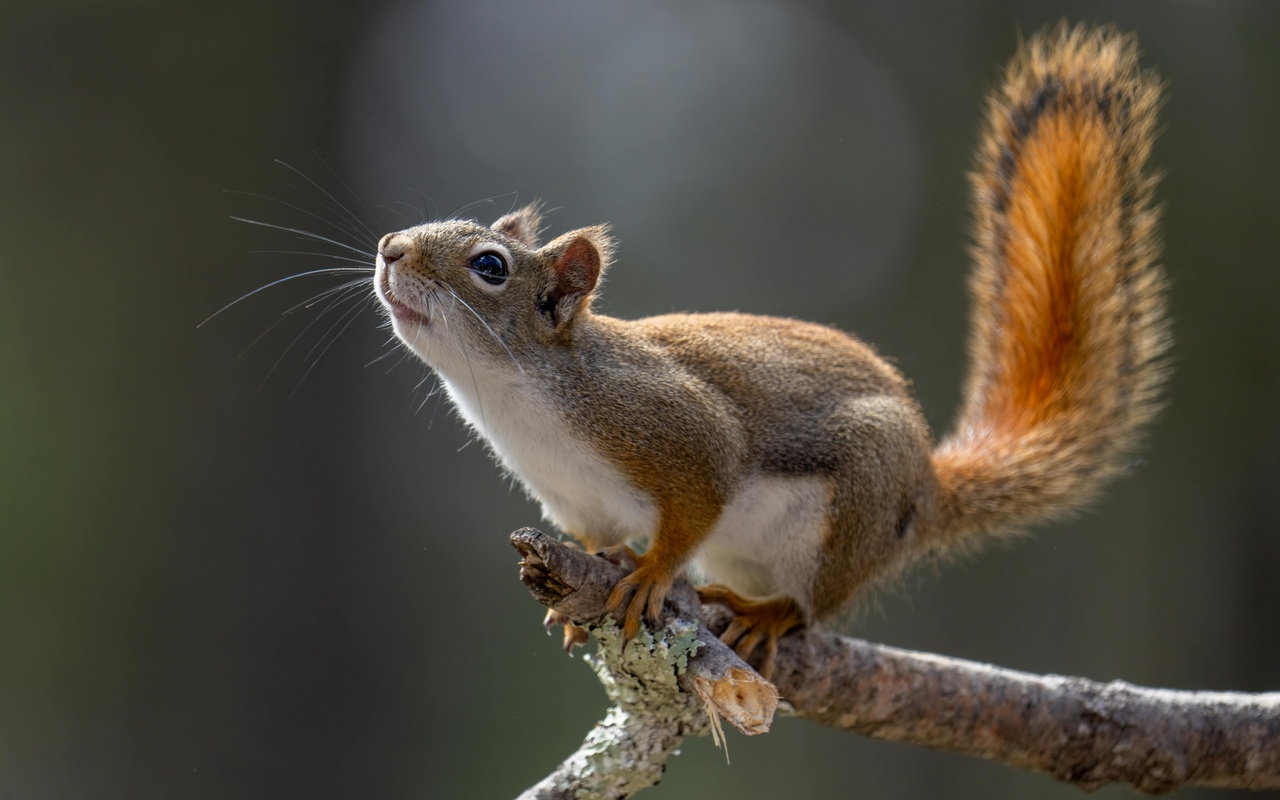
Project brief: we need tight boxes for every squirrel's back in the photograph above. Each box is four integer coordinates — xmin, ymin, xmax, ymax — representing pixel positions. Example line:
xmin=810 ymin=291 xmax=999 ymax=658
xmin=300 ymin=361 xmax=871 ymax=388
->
xmin=931 ymin=24 xmax=1170 ymax=547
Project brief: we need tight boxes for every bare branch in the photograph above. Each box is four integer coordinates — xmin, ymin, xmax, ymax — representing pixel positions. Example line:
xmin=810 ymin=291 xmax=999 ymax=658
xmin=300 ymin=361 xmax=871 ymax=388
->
xmin=771 ymin=628 xmax=1280 ymax=793
xmin=511 ymin=527 xmax=1280 ymax=797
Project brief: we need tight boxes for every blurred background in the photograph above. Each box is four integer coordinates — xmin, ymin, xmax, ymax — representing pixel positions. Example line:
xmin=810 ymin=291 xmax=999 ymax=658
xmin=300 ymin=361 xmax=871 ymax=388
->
xmin=2 ymin=1 xmax=1278 ymax=797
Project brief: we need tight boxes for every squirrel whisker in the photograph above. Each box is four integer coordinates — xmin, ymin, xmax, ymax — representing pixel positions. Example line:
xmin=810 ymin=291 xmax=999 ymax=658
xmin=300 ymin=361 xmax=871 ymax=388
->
xmin=224 ymin=189 xmax=374 ymax=255
xmin=440 ymin=283 xmax=525 ymax=375
xmin=273 ymin=158 xmax=382 ymax=243
xmin=229 ymin=216 xmax=375 ymax=260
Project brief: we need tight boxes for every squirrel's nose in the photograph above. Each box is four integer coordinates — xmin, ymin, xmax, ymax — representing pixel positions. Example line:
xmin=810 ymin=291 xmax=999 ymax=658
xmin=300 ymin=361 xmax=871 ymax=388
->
xmin=378 ymin=234 xmax=407 ymax=265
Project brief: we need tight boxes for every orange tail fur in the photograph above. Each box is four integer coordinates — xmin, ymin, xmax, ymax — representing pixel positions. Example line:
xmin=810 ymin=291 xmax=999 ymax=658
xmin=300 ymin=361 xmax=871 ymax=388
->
xmin=932 ymin=24 xmax=1171 ymax=546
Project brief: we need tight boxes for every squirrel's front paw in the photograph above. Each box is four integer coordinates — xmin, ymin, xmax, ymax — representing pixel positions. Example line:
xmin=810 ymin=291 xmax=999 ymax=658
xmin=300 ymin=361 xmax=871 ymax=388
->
xmin=604 ymin=558 xmax=673 ymax=641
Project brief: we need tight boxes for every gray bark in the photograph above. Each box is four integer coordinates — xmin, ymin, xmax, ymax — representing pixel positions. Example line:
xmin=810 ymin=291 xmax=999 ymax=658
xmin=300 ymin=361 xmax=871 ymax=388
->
xmin=510 ymin=528 xmax=1280 ymax=797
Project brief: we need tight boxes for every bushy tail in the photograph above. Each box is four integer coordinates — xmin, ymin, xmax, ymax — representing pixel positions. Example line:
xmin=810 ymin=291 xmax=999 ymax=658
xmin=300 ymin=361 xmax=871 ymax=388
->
xmin=931 ymin=24 xmax=1171 ymax=546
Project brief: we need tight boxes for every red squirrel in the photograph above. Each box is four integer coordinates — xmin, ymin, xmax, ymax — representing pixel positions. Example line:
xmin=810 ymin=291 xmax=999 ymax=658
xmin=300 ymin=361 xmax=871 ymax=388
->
xmin=373 ymin=25 xmax=1169 ymax=677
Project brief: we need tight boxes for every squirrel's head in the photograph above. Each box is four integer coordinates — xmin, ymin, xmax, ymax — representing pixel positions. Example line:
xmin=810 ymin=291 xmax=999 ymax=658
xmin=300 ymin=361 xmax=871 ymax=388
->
xmin=374 ymin=202 xmax=613 ymax=374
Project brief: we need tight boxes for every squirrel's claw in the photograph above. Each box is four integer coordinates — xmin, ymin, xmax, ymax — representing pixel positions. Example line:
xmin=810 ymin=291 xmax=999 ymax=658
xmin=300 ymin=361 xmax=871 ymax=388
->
xmin=605 ymin=558 xmax=673 ymax=641
xmin=699 ymin=586 xmax=803 ymax=681
xmin=543 ymin=608 xmax=590 ymax=653
xmin=596 ymin=543 xmax=640 ymax=571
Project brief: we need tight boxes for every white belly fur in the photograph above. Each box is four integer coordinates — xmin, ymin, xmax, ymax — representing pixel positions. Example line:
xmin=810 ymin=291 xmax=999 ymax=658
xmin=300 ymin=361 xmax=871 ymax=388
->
xmin=442 ymin=373 xmax=829 ymax=614
xmin=441 ymin=374 xmax=658 ymax=546
xmin=692 ymin=474 xmax=831 ymax=617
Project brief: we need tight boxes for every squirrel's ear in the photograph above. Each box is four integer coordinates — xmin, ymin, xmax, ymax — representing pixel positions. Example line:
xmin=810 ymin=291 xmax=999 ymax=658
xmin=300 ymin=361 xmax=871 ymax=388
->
xmin=539 ymin=225 xmax=614 ymax=325
xmin=492 ymin=202 xmax=544 ymax=248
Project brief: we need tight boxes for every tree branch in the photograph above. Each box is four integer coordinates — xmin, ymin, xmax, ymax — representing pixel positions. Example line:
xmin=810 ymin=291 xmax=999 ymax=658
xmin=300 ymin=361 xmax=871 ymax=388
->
xmin=512 ymin=529 xmax=776 ymax=799
xmin=510 ymin=528 xmax=1280 ymax=797
xmin=771 ymin=629 xmax=1280 ymax=793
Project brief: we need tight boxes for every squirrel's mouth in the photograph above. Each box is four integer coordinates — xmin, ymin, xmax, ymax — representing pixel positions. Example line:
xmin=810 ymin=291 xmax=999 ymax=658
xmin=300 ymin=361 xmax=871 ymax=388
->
xmin=377 ymin=269 xmax=430 ymax=328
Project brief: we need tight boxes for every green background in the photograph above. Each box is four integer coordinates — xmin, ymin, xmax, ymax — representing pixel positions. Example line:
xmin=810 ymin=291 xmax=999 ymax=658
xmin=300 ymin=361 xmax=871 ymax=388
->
xmin=3 ymin=1 xmax=1278 ymax=798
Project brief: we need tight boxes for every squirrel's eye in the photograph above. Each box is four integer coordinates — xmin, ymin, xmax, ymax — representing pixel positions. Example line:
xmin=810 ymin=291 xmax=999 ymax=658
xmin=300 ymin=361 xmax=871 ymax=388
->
xmin=470 ymin=252 xmax=508 ymax=285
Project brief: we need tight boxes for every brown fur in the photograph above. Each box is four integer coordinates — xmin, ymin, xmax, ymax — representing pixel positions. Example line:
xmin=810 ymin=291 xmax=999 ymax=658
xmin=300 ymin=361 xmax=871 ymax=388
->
xmin=374 ymin=24 xmax=1169 ymax=666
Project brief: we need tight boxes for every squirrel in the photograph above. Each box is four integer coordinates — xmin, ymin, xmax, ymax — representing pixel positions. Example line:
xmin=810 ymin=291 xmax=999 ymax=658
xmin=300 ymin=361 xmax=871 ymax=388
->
xmin=373 ymin=24 xmax=1169 ymax=677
